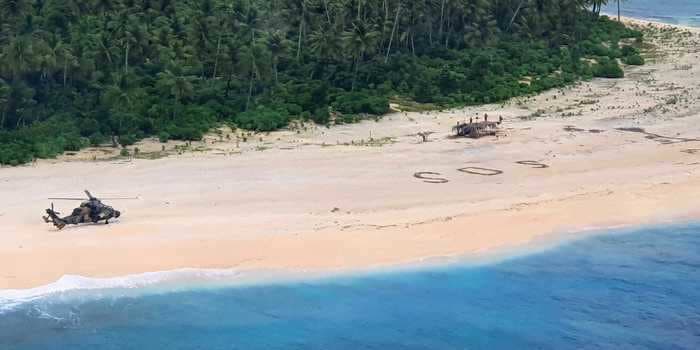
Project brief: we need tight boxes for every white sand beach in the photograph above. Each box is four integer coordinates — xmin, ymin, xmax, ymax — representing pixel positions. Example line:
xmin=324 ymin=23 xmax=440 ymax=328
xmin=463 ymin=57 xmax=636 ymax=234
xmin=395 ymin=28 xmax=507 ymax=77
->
xmin=1 ymin=19 xmax=699 ymax=289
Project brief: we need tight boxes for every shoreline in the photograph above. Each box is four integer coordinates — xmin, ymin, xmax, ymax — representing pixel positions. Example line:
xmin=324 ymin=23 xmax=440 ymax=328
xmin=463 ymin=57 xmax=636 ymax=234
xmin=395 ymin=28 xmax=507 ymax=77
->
xmin=2 ymin=17 xmax=700 ymax=290
xmin=605 ymin=14 xmax=699 ymax=30
xmin=1 ymin=219 xmax=696 ymax=309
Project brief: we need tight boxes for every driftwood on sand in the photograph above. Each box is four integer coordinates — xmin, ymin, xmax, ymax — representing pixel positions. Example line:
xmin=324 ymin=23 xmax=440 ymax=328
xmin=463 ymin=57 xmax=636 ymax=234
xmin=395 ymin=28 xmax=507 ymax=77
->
xmin=453 ymin=116 xmax=504 ymax=138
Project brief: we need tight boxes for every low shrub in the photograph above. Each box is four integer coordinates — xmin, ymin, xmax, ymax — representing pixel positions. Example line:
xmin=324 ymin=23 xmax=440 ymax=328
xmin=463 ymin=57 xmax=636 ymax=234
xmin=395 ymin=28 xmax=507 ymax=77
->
xmin=333 ymin=91 xmax=389 ymax=115
xmin=594 ymin=59 xmax=624 ymax=78
xmin=158 ymin=131 xmax=170 ymax=143
xmin=234 ymin=107 xmax=290 ymax=132
xmin=624 ymin=54 xmax=645 ymax=66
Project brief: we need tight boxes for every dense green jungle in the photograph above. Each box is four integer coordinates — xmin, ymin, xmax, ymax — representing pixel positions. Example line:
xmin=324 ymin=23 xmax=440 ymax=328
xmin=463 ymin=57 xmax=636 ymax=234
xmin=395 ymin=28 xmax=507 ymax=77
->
xmin=0 ymin=0 xmax=643 ymax=165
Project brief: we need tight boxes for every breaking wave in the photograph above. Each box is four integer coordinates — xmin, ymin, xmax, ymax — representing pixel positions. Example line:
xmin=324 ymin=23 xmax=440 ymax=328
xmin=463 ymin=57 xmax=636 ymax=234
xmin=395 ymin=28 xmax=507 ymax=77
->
xmin=0 ymin=268 xmax=283 ymax=314
xmin=0 ymin=222 xmax=647 ymax=315
xmin=2 ymin=222 xmax=699 ymax=349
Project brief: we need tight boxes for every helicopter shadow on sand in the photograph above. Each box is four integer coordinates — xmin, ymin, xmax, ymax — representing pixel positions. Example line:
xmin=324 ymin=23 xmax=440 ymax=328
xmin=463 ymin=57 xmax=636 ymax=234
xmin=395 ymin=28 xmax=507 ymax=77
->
xmin=46 ymin=219 xmax=124 ymax=232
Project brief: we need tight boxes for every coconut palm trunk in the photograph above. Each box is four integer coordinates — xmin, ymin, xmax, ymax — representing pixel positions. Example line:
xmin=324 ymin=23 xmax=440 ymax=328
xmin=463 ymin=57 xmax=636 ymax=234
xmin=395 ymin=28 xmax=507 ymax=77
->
xmin=617 ymin=0 xmax=621 ymax=21
xmin=352 ymin=55 xmax=360 ymax=91
xmin=63 ymin=59 xmax=68 ymax=87
xmin=246 ymin=72 xmax=255 ymax=111
xmin=385 ymin=5 xmax=401 ymax=63
xmin=124 ymin=42 xmax=129 ymax=74
xmin=212 ymin=34 xmax=222 ymax=79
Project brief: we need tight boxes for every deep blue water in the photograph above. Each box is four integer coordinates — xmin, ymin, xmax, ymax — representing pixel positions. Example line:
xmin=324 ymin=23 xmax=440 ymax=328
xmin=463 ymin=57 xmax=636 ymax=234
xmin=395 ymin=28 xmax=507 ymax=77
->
xmin=603 ymin=0 xmax=700 ymax=27
xmin=1 ymin=223 xmax=700 ymax=349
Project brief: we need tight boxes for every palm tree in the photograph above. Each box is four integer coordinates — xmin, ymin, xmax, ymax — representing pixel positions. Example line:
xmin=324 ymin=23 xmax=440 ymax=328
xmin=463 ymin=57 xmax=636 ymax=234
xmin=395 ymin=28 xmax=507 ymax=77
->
xmin=616 ymin=0 xmax=624 ymax=21
xmin=343 ymin=20 xmax=380 ymax=90
xmin=190 ymin=15 xmax=213 ymax=77
xmin=55 ymin=41 xmax=77 ymax=88
xmin=238 ymin=43 xmax=271 ymax=110
xmin=589 ymin=0 xmax=609 ymax=16
xmin=308 ymin=23 xmax=342 ymax=61
xmin=32 ymin=39 xmax=58 ymax=85
xmin=285 ymin=0 xmax=309 ymax=61
xmin=103 ymin=84 xmax=140 ymax=136
xmin=92 ymin=0 xmax=115 ymax=14
xmin=156 ymin=70 xmax=194 ymax=118
xmin=172 ymin=76 xmax=194 ymax=107
xmin=1 ymin=36 xmax=34 ymax=81
xmin=0 ymin=79 xmax=9 ymax=129
xmin=507 ymin=0 xmax=529 ymax=31
xmin=5 ymin=82 xmax=36 ymax=129
xmin=384 ymin=1 xmax=401 ymax=62
xmin=221 ymin=38 xmax=240 ymax=98
xmin=104 ymin=84 xmax=134 ymax=114
xmin=0 ymin=0 xmax=31 ymax=23
xmin=266 ymin=30 xmax=287 ymax=84
xmin=462 ymin=0 xmax=499 ymax=48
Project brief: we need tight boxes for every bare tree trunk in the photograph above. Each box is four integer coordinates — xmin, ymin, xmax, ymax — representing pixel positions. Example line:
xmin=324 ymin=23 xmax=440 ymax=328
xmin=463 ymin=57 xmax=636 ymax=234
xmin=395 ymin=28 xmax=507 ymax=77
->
xmin=323 ymin=0 xmax=331 ymax=24
xmin=380 ymin=0 xmax=389 ymax=48
xmin=63 ymin=59 xmax=68 ymax=87
xmin=617 ymin=0 xmax=621 ymax=21
xmin=508 ymin=0 xmax=526 ymax=31
xmin=411 ymin=31 xmax=415 ymax=55
xmin=351 ymin=56 xmax=360 ymax=91
xmin=246 ymin=73 xmax=254 ymax=111
xmin=428 ymin=12 xmax=434 ymax=47
xmin=124 ymin=42 xmax=129 ymax=75
xmin=385 ymin=5 xmax=402 ymax=63
xmin=212 ymin=33 xmax=222 ymax=79
xmin=445 ymin=12 xmax=451 ymax=48
xmin=100 ymin=41 xmax=113 ymax=66
xmin=439 ymin=0 xmax=446 ymax=39
xmin=296 ymin=14 xmax=304 ymax=60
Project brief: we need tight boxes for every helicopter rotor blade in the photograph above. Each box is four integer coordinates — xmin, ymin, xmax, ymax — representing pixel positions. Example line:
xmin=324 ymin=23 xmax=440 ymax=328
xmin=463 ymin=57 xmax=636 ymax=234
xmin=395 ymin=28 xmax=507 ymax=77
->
xmin=47 ymin=197 xmax=139 ymax=200
xmin=96 ymin=197 xmax=140 ymax=200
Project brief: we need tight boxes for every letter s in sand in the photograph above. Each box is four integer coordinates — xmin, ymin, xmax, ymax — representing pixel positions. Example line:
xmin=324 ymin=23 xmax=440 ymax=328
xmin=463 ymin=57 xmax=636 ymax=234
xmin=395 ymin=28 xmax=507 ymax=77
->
xmin=414 ymin=172 xmax=449 ymax=184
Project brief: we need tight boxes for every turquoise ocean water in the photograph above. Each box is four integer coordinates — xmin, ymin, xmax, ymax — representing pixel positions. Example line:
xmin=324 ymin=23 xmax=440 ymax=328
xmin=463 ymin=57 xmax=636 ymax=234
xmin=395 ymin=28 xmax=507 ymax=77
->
xmin=1 ymin=222 xmax=699 ymax=349
xmin=603 ymin=0 xmax=700 ymax=27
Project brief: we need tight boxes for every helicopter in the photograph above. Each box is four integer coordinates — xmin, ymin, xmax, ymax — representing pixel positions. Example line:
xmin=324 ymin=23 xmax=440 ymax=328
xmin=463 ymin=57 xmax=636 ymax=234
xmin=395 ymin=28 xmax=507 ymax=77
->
xmin=43 ymin=190 xmax=130 ymax=230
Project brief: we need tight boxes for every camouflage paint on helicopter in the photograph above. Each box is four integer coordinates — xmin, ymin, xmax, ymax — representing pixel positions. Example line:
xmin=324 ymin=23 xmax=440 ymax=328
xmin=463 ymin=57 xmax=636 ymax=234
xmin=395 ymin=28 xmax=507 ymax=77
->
xmin=43 ymin=190 xmax=127 ymax=230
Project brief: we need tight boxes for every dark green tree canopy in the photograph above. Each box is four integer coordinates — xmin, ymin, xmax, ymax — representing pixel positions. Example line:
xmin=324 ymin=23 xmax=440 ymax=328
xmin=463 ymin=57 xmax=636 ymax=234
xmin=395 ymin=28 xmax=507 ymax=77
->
xmin=0 ymin=0 xmax=641 ymax=165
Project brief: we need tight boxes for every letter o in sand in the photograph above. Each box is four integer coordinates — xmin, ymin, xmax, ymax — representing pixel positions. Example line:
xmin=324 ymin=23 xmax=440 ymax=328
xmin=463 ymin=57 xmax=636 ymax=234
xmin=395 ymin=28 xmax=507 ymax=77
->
xmin=516 ymin=160 xmax=549 ymax=169
xmin=414 ymin=172 xmax=449 ymax=184
xmin=457 ymin=167 xmax=503 ymax=176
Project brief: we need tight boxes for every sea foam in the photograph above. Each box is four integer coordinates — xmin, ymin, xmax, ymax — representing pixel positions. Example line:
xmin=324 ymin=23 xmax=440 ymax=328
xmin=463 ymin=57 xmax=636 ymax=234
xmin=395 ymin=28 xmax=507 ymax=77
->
xmin=0 ymin=222 xmax=641 ymax=314
xmin=0 ymin=268 xmax=255 ymax=313
xmin=2 ymin=223 xmax=699 ymax=349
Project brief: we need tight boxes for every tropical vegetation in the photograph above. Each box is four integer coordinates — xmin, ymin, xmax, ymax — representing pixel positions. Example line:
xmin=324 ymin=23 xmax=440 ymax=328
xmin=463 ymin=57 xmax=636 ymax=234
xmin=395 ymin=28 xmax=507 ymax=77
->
xmin=0 ymin=0 xmax=643 ymax=165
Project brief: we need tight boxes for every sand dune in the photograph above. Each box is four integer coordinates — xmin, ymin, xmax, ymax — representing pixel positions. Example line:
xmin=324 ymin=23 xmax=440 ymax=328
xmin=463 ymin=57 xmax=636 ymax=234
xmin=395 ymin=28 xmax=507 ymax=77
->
xmin=1 ymin=19 xmax=700 ymax=289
